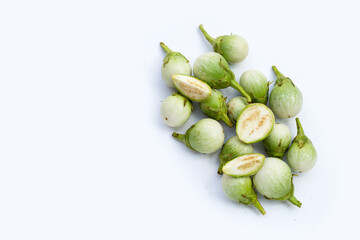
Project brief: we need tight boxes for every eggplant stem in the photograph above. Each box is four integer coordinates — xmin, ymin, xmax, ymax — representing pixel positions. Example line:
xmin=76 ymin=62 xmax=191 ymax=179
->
xmin=295 ymin=118 xmax=305 ymax=136
xmin=252 ymin=199 xmax=266 ymax=215
xmin=172 ymin=132 xmax=186 ymax=144
xmin=287 ymin=194 xmax=302 ymax=208
xmin=199 ymin=24 xmax=216 ymax=45
xmin=217 ymin=165 xmax=223 ymax=175
xmin=272 ymin=65 xmax=285 ymax=78
xmin=220 ymin=112 xmax=233 ymax=127
xmin=160 ymin=42 xmax=172 ymax=54
xmin=230 ymin=80 xmax=252 ymax=103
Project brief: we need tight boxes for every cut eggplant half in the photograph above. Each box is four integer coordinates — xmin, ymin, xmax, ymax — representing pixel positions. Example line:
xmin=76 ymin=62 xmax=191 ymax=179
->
xmin=172 ymin=74 xmax=212 ymax=102
xmin=222 ymin=153 xmax=265 ymax=177
xmin=236 ymin=103 xmax=275 ymax=144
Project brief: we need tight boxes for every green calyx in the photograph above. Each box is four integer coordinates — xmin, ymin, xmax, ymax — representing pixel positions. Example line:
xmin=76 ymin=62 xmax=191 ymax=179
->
xmin=218 ymin=60 xmax=252 ymax=103
xmin=199 ymin=24 xmax=224 ymax=55
xmin=218 ymin=136 xmax=253 ymax=174
xmin=222 ymin=175 xmax=266 ymax=215
xmin=162 ymin=52 xmax=189 ymax=66
xmin=230 ymin=79 xmax=252 ymax=104
xmin=193 ymin=52 xmax=252 ymax=103
xmin=199 ymin=89 xmax=233 ymax=127
xmin=272 ymin=65 xmax=294 ymax=87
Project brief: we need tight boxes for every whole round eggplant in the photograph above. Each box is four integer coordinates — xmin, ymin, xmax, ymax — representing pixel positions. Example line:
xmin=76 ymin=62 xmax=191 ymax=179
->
xmin=160 ymin=93 xmax=193 ymax=127
xmin=239 ymin=70 xmax=269 ymax=104
xmin=253 ymin=157 xmax=302 ymax=208
xmin=269 ymin=66 xmax=303 ymax=118
xmin=172 ymin=118 xmax=225 ymax=154
xmin=160 ymin=42 xmax=191 ymax=87
xmin=287 ymin=118 xmax=317 ymax=172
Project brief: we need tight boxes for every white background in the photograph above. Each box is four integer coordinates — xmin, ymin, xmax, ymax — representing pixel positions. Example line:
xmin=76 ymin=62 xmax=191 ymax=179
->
xmin=0 ymin=0 xmax=359 ymax=239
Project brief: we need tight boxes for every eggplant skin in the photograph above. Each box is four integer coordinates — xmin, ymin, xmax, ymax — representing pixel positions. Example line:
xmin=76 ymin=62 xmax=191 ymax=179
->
xmin=269 ymin=81 xmax=303 ymax=118
xmin=287 ymin=139 xmax=317 ymax=173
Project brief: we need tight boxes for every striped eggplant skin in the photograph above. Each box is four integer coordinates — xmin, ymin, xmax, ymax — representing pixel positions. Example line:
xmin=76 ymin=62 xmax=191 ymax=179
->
xmin=199 ymin=89 xmax=233 ymax=127
xmin=269 ymin=66 xmax=303 ymax=118
xmin=215 ymin=35 xmax=248 ymax=63
xmin=222 ymin=175 xmax=266 ymax=215
xmin=172 ymin=118 xmax=225 ymax=154
xmin=287 ymin=118 xmax=317 ymax=173
xmin=240 ymin=70 xmax=269 ymax=104
xmin=253 ymin=157 xmax=302 ymax=208
xmin=263 ymin=123 xmax=292 ymax=159
xmin=227 ymin=96 xmax=248 ymax=124
xmin=160 ymin=93 xmax=192 ymax=127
